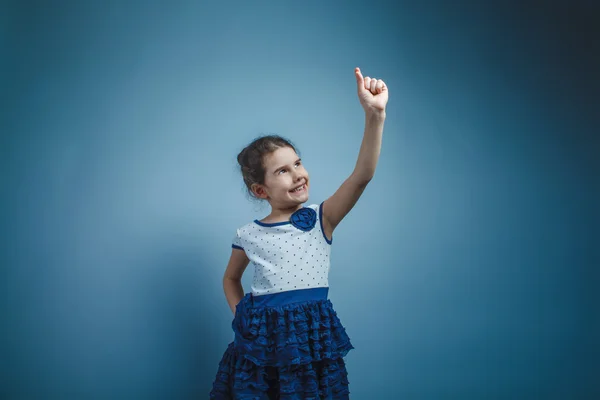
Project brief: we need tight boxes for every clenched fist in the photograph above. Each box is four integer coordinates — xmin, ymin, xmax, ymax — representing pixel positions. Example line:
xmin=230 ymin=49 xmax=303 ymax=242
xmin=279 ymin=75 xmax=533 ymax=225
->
xmin=355 ymin=67 xmax=388 ymax=114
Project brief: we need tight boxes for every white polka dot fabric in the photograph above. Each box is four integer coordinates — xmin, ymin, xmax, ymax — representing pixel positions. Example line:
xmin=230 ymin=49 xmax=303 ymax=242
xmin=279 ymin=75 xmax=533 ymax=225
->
xmin=231 ymin=203 xmax=332 ymax=296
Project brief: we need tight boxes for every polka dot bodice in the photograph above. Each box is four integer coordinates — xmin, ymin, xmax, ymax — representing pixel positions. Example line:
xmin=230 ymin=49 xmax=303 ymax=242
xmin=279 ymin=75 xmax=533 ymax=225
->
xmin=231 ymin=202 xmax=333 ymax=296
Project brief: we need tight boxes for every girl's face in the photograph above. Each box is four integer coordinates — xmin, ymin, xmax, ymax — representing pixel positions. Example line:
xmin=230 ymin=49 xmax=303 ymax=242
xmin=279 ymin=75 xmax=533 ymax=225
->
xmin=252 ymin=146 xmax=310 ymax=207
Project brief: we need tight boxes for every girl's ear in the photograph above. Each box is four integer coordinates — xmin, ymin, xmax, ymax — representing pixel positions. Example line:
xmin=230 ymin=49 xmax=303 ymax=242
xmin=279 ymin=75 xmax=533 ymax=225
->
xmin=251 ymin=183 xmax=268 ymax=199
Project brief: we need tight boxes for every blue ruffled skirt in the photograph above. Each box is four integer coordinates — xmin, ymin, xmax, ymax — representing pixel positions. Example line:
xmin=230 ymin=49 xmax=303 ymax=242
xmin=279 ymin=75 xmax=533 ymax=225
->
xmin=210 ymin=287 xmax=354 ymax=399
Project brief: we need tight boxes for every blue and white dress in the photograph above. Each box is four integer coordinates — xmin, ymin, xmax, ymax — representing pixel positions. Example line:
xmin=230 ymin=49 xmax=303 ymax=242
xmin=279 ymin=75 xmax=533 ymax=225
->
xmin=210 ymin=202 xmax=354 ymax=399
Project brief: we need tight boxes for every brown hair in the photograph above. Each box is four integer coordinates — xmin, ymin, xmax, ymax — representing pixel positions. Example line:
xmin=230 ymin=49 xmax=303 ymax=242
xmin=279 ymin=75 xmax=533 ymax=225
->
xmin=237 ymin=134 xmax=300 ymax=201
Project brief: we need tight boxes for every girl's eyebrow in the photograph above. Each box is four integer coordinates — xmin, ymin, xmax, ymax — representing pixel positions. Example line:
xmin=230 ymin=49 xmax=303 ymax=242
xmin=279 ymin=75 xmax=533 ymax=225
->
xmin=273 ymin=158 xmax=301 ymax=174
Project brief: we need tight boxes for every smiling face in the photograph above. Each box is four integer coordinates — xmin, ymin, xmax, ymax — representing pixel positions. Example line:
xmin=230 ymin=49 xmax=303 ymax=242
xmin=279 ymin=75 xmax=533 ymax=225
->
xmin=251 ymin=146 xmax=310 ymax=209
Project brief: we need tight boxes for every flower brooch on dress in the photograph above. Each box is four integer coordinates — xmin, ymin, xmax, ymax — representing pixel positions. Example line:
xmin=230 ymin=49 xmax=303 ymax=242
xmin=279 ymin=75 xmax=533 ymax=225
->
xmin=290 ymin=207 xmax=317 ymax=232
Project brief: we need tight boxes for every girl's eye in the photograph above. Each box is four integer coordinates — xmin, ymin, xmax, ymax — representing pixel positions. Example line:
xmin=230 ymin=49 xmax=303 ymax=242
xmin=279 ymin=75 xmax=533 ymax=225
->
xmin=278 ymin=162 xmax=300 ymax=174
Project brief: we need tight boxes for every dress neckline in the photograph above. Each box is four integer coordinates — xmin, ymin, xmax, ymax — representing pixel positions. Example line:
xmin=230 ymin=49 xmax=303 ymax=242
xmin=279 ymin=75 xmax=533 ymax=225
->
xmin=254 ymin=205 xmax=317 ymax=232
xmin=254 ymin=205 xmax=306 ymax=226
xmin=254 ymin=219 xmax=290 ymax=227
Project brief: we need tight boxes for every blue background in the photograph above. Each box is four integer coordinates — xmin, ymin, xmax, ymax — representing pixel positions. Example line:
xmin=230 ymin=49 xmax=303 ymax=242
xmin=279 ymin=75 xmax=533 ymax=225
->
xmin=2 ymin=1 xmax=598 ymax=398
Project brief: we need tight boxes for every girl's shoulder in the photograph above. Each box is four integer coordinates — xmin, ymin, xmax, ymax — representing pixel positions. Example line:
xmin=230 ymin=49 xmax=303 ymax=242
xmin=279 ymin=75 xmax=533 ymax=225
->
xmin=306 ymin=203 xmax=320 ymax=212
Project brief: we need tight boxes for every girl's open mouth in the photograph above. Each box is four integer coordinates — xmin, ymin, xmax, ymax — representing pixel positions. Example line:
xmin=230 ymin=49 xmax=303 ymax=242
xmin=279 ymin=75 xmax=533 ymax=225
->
xmin=290 ymin=184 xmax=306 ymax=194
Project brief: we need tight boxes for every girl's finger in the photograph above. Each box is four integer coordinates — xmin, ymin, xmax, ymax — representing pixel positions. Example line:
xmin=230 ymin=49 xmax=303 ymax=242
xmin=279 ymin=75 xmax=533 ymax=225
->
xmin=370 ymin=78 xmax=378 ymax=93
xmin=355 ymin=67 xmax=364 ymax=91
xmin=364 ymin=77 xmax=371 ymax=91
xmin=376 ymin=80 xmax=384 ymax=93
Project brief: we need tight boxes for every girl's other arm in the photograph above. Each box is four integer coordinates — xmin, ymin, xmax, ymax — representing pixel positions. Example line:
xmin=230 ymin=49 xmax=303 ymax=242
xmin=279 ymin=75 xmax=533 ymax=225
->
xmin=223 ymin=248 xmax=250 ymax=314
xmin=322 ymin=67 xmax=388 ymax=233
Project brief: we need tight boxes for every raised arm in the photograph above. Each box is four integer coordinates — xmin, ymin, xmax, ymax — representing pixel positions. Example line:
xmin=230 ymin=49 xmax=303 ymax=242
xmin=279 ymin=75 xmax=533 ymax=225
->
xmin=322 ymin=67 xmax=388 ymax=233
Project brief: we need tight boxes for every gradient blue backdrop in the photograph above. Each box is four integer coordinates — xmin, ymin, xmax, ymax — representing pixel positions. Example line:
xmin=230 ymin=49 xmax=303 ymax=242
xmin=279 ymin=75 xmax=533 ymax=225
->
xmin=2 ymin=1 xmax=598 ymax=398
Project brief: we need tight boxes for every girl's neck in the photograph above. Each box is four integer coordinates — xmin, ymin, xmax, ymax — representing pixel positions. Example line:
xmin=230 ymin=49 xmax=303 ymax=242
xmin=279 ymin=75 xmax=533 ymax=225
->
xmin=261 ymin=203 xmax=304 ymax=223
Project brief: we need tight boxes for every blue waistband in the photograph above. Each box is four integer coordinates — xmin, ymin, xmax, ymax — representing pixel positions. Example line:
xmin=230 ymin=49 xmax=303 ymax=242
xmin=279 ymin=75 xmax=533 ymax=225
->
xmin=251 ymin=287 xmax=329 ymax=307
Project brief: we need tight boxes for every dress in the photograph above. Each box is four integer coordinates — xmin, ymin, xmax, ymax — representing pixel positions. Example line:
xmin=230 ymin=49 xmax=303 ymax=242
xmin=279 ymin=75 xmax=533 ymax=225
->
xmin=210 ymin=202 xmax=354 ymax=399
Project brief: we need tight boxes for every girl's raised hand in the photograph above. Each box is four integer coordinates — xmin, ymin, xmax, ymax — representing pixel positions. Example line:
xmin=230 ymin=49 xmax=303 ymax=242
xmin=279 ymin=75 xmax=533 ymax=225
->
xmin=355 ymin=67 xmax=388 ymax=114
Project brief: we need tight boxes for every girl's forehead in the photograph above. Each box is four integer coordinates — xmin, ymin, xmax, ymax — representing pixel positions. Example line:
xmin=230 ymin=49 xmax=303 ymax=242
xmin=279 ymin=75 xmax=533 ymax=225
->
xmin=264 ymin=147 xmax=298 ymax=167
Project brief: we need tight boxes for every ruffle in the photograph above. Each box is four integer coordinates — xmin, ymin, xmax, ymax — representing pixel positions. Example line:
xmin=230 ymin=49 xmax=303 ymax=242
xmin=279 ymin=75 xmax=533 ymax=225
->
xmin=210 ymin=342 xmax=350 ymax=399
xmin=232 ymin=293 xmax=354 ymax=367
xmin=210 ymin=293 xmax=354 ymax=398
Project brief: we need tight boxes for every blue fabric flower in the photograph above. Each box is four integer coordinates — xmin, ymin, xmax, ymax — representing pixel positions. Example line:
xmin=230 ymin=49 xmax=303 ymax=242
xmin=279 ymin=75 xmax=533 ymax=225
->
xmin=290 ymin=207 xmax=317 ymax=232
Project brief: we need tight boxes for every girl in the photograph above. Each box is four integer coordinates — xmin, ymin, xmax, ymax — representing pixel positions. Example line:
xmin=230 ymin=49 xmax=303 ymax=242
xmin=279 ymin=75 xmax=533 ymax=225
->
xmin=210 ymin=67 xmax=388 ymax=399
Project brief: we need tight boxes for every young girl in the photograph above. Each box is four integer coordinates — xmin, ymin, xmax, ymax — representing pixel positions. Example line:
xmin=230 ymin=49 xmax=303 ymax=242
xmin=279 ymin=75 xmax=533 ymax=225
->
xmin=210 ymin=67 xmax=388 ymax=399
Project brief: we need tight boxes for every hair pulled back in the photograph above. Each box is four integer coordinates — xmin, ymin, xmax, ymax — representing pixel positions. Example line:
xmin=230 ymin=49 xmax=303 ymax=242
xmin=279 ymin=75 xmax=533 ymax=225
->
xmin=237 ymin=134 xmax=299 ymax=201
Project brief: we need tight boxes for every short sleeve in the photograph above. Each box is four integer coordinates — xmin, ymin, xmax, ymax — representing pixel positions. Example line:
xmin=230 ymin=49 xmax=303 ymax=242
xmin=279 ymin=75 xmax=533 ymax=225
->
xmin=231 ymin=229 xmax=244 ymax=250
xmin=319 ymin=201 xmax=333 ymax=245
